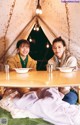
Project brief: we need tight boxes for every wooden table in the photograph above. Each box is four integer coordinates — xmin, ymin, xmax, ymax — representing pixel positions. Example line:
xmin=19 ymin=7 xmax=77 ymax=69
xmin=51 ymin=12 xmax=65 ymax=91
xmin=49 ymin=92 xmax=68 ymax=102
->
xmin=0 ymin=70 xmax=80 ymax=102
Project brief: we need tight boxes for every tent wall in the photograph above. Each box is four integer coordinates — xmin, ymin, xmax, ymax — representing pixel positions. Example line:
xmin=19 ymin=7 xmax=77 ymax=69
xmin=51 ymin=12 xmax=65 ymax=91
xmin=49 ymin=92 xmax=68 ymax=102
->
xmin=0 ymin=0 xmax=80 ymax=68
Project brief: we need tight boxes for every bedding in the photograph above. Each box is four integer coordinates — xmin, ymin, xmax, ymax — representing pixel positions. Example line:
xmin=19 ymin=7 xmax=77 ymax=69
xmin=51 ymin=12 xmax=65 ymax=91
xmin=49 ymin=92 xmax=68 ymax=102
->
xmin=0 ymin=88 xmax=80 ymax=125
xmin=0 ymin=108 xmax=53 ymax=125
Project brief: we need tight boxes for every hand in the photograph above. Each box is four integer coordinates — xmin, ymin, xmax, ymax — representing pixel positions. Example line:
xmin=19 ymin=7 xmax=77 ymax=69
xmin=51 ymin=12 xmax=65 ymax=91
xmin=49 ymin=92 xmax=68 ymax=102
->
xmin=58 ymin=87 xmax=70 ymax=95
xmin=3 ymin=88 xmax=20 ymax=99
xmin=37 ymin=88 xmax=53 ymax=99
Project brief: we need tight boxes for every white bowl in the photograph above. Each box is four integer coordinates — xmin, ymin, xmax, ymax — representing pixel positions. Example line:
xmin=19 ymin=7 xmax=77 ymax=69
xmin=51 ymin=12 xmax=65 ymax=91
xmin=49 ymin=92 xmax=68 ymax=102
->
xmin=59 ymin=67 xmax=73 ymax=73
xmin=14 ymin=68 xmax=32 ymax=73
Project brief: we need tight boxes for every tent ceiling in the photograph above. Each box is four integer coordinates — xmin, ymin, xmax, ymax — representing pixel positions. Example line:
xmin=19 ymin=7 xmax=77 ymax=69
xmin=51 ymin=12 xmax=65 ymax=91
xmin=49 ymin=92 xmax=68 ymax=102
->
xmin=0 ymin=0 xmax=80 ymax=65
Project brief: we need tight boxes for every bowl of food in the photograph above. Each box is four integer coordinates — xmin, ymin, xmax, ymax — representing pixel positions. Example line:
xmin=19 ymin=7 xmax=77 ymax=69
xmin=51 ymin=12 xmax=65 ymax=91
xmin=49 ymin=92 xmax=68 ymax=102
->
xmin=14 ymin=68 xmax=32 ymax=73
xmin=58 ymin=67 xmax=73 ymax=73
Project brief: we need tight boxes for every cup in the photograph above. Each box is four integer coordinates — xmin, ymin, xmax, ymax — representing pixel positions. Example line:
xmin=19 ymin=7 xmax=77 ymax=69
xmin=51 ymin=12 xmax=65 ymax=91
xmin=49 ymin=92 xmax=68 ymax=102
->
xmin=46 ymin=64 xmax=53 ymax=73
xmin=5 ymin=65 xmax=9 ymax=73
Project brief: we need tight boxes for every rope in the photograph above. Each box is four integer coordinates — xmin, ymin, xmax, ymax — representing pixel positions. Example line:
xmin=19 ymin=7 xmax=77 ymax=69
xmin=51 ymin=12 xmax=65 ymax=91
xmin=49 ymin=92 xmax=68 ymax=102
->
xmin=0 ymin=16 xmax=36 ymax=61
xmin=4 ymin=0 xmax=16 ymax=39
xmin=65 ymin=3 xmax=71 ymax=51
xmin=2 ymin=0 xmax=16 ymax=62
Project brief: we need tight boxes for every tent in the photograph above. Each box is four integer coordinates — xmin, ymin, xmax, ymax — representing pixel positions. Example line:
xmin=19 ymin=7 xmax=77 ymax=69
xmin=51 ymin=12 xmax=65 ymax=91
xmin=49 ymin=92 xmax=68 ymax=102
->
xmin=0 ymin=0 xmax=80 ymax=69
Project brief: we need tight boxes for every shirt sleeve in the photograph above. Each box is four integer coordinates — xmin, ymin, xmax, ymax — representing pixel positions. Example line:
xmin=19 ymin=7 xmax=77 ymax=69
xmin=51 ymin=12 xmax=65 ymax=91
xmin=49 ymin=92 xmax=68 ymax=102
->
xmin=6 ymin=57 xmax=17 ymax=70
xmin=63 ymin=56 xmax=77 ymax=67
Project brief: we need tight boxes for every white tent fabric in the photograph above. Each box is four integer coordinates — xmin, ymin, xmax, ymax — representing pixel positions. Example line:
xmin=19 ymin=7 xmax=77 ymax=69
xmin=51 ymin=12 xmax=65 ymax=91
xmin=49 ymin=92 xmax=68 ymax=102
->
xmin=0 ymin=0 xmax=80 ymax=66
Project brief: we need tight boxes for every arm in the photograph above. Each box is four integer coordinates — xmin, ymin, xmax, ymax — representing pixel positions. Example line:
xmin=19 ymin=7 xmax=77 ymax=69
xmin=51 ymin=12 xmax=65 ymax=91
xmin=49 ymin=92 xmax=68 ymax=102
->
xmin=48 ymin=57 xmax=57 ymax=70
xmin=58 ymin=87 xmax=70 ymax=95
xmin=63 ymin=56 xmax=78 ymax=68
xmin=6 ymin=57 xmax=17 ymax=70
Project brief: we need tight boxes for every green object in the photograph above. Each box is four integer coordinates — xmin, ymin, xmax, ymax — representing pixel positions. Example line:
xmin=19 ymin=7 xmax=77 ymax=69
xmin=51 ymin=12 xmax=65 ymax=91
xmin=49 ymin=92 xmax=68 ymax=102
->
xmin=19 ymin=55 xmax=28 ymax=68
xmin=0 ymin=108 xmax=54 ymax=125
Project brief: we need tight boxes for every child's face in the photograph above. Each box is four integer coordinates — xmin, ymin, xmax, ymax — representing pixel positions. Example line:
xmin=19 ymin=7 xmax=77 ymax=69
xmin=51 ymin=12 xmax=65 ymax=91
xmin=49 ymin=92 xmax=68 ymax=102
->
xmin=52 ymin=41 xmax=66 ymax=59
xmin=18 ymin=43 xmax=30 ymax=57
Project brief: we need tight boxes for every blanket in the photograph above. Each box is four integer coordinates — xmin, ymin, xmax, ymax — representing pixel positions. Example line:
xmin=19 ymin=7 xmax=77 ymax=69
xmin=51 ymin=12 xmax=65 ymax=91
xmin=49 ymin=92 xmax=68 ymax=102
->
xmin=0 ymin=88 xmax=80 ymax=125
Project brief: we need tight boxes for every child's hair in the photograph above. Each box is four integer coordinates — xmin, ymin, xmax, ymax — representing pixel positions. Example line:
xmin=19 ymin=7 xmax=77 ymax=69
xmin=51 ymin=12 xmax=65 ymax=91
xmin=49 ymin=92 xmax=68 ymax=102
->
xmin=52 ymin=36 xmax=66 ymax=47
xmin=16 ymin=39 xmax=30 ymax=48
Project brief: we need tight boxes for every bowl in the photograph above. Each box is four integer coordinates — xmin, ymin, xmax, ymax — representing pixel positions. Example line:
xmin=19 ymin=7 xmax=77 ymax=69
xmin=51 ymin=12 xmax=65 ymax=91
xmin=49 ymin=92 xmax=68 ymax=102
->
xmin=14 ymin=68 xmax=32 ymax=73
xmin=58 ymin=67 xmax=73 ymax=73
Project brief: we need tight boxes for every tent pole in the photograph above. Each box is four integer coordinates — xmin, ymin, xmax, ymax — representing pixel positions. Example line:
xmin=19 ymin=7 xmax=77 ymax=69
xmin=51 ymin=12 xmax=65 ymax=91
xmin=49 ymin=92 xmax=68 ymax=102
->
xmin=38 ymin=16 xmax=57 ymax=38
